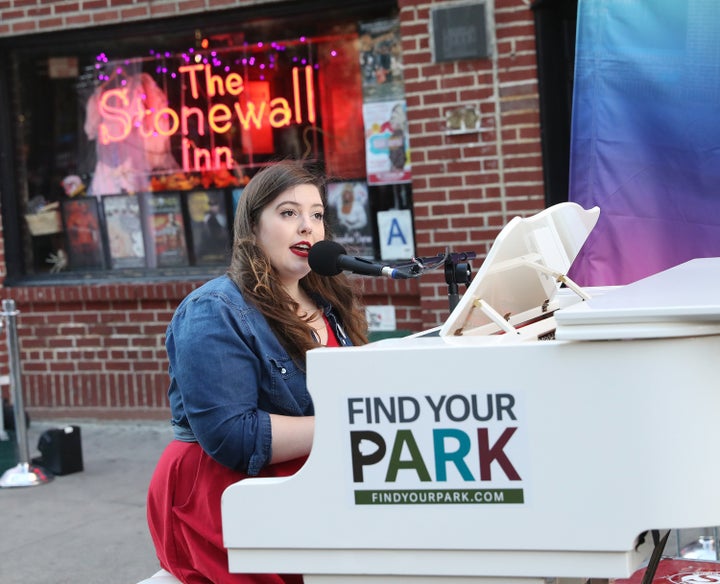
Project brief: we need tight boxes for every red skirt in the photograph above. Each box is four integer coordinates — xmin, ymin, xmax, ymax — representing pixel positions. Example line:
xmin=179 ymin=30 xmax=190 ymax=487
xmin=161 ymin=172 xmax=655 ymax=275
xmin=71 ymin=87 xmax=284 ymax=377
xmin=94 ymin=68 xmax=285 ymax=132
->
xmin=147 ymin=440 xmax=307 ymax=584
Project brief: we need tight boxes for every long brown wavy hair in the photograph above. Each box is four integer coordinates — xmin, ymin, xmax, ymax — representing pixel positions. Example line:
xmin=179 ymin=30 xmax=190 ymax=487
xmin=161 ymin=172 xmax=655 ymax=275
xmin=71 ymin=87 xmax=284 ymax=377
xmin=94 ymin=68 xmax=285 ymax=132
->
xmin=227 ymin=160 xmax=368 ymax=366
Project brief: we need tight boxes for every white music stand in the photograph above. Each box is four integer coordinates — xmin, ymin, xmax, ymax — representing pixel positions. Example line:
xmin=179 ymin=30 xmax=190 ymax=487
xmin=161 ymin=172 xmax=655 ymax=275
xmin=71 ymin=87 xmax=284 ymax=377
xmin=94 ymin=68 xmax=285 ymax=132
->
xmin=440 ymin=202 xmax=600 ymax=337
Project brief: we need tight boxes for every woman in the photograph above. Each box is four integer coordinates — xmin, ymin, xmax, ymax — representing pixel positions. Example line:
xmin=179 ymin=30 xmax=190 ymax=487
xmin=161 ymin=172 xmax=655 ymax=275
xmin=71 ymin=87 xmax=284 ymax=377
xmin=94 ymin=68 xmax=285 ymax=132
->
xmin=147 ymin=160 xmax=368 ymax=583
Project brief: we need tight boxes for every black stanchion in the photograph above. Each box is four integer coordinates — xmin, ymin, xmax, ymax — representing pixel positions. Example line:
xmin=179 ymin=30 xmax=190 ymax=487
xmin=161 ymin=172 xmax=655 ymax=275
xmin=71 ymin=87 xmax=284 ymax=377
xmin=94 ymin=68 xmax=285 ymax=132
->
xmin=0 ymin=298 xmax=53 ymax=488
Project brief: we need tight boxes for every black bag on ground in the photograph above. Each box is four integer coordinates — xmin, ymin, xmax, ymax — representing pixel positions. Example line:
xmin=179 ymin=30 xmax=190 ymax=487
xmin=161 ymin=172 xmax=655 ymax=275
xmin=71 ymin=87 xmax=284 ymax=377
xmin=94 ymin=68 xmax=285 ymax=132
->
xmin=36 ymin=425 xmax=84 ymax=476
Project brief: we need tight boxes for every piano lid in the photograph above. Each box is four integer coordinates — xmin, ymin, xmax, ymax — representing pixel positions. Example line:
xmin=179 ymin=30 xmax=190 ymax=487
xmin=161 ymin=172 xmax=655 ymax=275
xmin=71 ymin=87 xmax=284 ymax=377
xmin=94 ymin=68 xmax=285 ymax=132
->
xmin=554 ymin=257 xmax=720 ymax=341
xmin=439 ymin=202 xmax=600 ymax=337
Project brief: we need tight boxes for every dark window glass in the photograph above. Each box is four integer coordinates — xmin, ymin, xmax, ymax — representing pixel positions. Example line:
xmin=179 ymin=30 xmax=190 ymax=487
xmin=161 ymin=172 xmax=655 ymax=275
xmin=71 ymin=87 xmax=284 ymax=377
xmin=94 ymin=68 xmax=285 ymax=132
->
xmin=2 ymin=3 xmax=402 ymax=284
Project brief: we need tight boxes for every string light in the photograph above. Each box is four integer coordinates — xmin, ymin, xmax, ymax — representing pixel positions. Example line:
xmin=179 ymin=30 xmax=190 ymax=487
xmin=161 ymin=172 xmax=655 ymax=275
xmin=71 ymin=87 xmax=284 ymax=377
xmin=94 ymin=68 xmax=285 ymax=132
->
xmin=92 ymin=29 xmax=336 ymax=84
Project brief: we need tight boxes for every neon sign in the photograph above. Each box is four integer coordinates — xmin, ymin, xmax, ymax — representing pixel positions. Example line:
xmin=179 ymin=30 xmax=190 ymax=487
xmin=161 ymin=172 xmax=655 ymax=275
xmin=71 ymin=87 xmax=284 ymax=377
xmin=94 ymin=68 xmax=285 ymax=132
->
xmin=97 ymin=64 xmax=316 ymax=172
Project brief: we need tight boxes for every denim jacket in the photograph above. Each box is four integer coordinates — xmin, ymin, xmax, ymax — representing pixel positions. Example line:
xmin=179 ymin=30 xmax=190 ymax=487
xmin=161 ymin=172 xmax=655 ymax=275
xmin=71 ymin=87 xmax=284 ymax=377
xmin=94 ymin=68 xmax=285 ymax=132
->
xmin=166 ymin=274 xmax=351 ymax=475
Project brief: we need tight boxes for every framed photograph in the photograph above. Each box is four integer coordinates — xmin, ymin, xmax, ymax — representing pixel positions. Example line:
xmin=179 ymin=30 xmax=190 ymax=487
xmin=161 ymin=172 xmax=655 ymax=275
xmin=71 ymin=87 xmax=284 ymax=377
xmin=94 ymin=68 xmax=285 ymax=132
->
xmin=186 ymin=189 xmax=231 ymax=266
xmin=101 ymin=194 xmax=146 ymax=269
xmin=358 ymin=18 xmax=404 ymax=102
xmin=61 ymin=197 xmax=105 ymax=270
xmin=144 ymin=193 xmax=189 ymax=268
xmin=326 ymin=180 xmax=373 ymax=257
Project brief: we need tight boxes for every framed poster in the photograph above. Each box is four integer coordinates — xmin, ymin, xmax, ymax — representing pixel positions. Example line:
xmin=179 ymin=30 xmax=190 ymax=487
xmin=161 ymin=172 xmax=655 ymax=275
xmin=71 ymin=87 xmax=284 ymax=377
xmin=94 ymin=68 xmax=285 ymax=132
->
xmin=144 ymin=193 xmax=189 ymax=268
xmin=326 ymin=181 xmax=373 ymax=257
xmin=101 ymin=194 xmax=146 ymax=269
xmin=186 ymin=189 xmax=230 ymax=266
xmin=363 ymin=100 xmax=411 ymax=185
xmin=61 ymin=197 xmax=105 ymax=270
xmin=359 ymin=18 xmax=404 ymax=102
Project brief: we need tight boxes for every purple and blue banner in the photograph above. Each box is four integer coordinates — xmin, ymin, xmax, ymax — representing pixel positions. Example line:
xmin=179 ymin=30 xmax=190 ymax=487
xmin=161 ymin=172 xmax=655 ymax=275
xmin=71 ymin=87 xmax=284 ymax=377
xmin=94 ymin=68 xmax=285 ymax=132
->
xmin=569 ymin=0 xmax=720 ymax=285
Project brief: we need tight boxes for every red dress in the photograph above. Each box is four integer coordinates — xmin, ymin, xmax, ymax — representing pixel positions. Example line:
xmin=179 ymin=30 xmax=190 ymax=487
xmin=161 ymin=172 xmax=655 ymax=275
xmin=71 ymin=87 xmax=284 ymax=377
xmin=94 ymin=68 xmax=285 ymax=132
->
xmin=147 ymin=442 xmax=307 ymax=584
xmin=146 ymin=317 xmax=339 ymax=583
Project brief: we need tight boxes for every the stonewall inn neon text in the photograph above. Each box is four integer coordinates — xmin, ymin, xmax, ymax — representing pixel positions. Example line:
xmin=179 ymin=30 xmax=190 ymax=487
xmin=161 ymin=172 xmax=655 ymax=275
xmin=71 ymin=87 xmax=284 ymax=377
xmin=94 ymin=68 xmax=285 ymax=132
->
xmin=96 ymin=64 xmax=316 ymax=172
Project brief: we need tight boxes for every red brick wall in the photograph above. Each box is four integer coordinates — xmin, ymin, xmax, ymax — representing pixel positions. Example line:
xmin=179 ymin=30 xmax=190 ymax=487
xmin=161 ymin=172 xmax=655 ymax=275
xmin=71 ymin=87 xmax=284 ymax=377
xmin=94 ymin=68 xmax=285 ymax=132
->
xmin=400 ymin=0 xmax=545 ymax=325
xmin=0 ymin=0 xmax=545 ymax=418
xmin=1 ymin=282 xmax=197 ymax=419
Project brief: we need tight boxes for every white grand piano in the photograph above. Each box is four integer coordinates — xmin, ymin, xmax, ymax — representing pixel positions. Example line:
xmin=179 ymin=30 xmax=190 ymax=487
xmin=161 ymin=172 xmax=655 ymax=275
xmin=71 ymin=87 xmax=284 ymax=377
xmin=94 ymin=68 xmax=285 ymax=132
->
xmin=222 ymin=203 xmax=720 ymax=584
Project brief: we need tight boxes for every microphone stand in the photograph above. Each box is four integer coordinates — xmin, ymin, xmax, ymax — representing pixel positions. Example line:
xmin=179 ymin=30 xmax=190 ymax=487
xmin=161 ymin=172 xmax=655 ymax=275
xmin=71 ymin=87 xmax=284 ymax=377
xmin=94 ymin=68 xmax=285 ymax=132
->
xmin=402 ymin=250 xmax=475 ymax=314
xmin=444 ymin=252 xmax=474 ymax=313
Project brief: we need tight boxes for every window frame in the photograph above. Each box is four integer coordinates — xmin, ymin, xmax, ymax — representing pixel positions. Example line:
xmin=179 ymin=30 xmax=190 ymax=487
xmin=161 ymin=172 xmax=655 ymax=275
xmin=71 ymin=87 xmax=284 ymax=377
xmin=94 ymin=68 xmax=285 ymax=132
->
xmin=0 ymin=0 xmax=395 ymax=287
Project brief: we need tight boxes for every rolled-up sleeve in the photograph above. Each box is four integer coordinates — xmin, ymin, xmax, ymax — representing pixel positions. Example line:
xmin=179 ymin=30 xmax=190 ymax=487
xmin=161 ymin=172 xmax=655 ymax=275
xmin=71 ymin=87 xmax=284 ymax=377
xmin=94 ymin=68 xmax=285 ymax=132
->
xmin=167 ymin=292 xmax=272 ymax=474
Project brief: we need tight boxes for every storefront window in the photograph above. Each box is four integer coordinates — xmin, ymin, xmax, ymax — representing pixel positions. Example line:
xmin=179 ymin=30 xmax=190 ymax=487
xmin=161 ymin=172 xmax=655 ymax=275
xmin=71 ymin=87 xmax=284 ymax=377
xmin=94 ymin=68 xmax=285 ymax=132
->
xmin=1 ymin=2 xmax=412 ymax=284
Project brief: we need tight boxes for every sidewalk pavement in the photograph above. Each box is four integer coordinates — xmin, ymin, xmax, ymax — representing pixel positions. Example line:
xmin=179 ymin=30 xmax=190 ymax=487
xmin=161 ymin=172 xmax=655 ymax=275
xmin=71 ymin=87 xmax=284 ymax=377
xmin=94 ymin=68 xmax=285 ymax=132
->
xmin=0 ymin=417 xmax=174 ymax=584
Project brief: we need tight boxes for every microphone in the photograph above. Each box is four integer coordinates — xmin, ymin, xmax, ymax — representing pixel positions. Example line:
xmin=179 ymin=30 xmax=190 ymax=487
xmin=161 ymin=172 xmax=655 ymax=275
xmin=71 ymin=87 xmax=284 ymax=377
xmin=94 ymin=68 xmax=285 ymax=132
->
xmin=308 ymin=240 xmax=412 ymax=279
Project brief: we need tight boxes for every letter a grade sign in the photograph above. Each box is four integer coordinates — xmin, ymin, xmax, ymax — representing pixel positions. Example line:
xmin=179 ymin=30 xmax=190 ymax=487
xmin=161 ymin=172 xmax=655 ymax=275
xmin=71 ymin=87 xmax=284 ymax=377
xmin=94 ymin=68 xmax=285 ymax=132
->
xmin=377 ymin=209 xmax=414 ymax=260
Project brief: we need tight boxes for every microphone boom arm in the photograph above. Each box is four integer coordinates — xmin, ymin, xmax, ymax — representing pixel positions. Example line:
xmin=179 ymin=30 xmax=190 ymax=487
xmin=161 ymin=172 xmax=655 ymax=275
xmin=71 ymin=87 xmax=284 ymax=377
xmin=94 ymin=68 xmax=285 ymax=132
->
xmin=389 ymin=249 xmax=476 ymax=312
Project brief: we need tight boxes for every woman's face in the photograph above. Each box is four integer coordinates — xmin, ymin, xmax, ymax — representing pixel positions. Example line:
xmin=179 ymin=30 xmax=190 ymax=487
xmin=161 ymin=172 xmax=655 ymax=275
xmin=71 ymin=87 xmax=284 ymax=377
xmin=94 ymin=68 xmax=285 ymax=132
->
xmin=254 ymin=184 xmax=325 ymax=287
